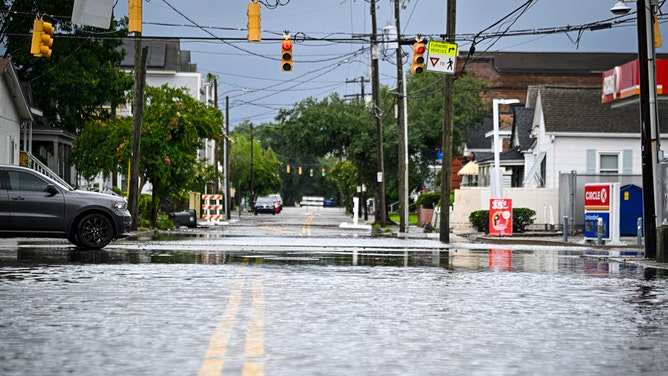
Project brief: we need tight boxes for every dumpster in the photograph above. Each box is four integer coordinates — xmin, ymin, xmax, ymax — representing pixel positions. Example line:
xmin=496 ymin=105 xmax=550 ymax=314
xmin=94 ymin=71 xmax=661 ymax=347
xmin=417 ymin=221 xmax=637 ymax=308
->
xmin=168 ymin=209 xmax=197 ymax=228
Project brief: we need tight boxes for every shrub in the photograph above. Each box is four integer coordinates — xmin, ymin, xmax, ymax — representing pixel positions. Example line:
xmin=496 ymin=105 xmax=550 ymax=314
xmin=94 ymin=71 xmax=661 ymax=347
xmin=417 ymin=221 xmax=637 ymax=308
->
xmin=416 ymin=193 xmax=440 ymax=209
xmin=513 ymin=208 xmax=536 ymax=232
xmin=468 ymin=208 xmax=536 ymax=233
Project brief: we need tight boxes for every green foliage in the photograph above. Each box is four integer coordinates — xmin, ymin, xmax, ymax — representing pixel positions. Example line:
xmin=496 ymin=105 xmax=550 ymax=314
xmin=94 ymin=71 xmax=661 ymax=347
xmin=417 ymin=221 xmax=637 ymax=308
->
xmin=3 ymin=0 xmax=132 ymax=133
xmin=416 ymin=193 xmax=441 ymax=209
xmin=228 ymin=128 xmax=283 ymax=202
xmin=72 ymin=85 xmax=223 ymax=225
xmin=468 ymin=208 xmax=537 ymax=233
xmin=513 ymin=208 xmax=537 ymax=232
xmin=468 ymin=210 xmax=490 ymax=232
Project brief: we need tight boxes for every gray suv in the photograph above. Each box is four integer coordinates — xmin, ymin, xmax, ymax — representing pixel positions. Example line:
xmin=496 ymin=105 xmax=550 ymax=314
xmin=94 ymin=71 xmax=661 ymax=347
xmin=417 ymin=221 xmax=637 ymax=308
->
xmin=0 ymin=165 xmax=132 ymax=249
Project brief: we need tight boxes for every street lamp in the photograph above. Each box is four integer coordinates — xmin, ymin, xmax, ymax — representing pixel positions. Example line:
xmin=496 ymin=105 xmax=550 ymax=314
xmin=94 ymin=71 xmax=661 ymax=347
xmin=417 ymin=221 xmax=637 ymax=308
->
xmin=492 ymin=99 xmax=519 ymax=198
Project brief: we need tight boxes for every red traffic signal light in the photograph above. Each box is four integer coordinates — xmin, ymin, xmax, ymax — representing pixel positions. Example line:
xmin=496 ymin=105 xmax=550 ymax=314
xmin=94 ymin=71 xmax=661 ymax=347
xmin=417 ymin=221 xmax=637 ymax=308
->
xmin=411 ymin=42 xmax=425 ymax=74
xmin=281 ymin=39 xmax=293 ymax=72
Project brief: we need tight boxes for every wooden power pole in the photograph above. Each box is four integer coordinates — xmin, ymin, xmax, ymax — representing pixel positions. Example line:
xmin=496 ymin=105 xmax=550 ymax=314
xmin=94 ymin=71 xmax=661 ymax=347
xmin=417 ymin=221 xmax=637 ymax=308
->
xmin=440 ymin=0 xmax=456 ymax=242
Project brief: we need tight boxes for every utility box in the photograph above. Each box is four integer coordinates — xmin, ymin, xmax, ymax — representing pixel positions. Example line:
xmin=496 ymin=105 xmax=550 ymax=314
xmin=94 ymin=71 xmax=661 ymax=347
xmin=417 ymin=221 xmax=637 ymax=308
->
xmin=584 ymin=183 xmax=620 ymax=243
xmin=620 ymin=184 xmax=643 ymax=236
xmin=169 ymin=209 xmax=197 ymax=228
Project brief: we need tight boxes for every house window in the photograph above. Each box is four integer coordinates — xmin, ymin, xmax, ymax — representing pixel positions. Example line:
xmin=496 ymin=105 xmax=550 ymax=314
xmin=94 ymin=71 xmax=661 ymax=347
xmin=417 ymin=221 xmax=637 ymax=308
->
xmin=599 ymin=154 xmax=619 ymax=174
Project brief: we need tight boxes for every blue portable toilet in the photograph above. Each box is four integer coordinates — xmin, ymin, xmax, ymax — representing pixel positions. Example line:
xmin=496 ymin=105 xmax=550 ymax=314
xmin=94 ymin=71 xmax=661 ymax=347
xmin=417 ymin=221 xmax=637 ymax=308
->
xmin=619 ymin=184 xmax=643 ymax=236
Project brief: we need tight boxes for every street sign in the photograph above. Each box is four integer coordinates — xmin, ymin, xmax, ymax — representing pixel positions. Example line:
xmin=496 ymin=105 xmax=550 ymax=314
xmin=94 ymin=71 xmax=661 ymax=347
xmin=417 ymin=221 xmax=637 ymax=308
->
xmin=489 ymin=198 xmax=512 ymax=236
xmin=426 ymin=41 xmax=458 ymax=74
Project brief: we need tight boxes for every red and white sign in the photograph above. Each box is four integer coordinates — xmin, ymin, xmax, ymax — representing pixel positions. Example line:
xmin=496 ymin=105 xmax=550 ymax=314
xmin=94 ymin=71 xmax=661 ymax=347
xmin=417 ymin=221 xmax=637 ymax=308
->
xmin=602 ymin=59 xmax=668 ymax=103
xmin=489 ymin=198 xmax=512 ymax=236
xmin=584 ymin=183 xmax=611 ymax=211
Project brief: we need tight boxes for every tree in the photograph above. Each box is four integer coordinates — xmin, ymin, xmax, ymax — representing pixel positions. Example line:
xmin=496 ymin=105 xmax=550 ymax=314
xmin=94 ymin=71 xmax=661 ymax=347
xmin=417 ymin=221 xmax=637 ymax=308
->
xmin=72 ymin=85 xmax=223 ymax=224
xmin=1 ymin=0 xmax=132 ymax=133
xmin=274 ymin=93 xmax=378 ymax=203
xmin=228 ymin=126 xmax=282 ymax=207
xmin=406 ymin=73 xmax=490 ymax=191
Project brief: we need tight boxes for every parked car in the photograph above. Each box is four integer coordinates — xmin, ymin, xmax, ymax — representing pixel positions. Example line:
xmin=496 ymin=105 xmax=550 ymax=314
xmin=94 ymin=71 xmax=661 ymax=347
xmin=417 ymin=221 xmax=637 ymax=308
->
xmin=323 ymin=198 xmax=335 ymax=207
xmin=0 ymin=165 xmax=132 ymax=249
xmin=254 ymin=196 xmax=278 ymax=215
xmin=269 ymin=193 xmax=283 ymax=212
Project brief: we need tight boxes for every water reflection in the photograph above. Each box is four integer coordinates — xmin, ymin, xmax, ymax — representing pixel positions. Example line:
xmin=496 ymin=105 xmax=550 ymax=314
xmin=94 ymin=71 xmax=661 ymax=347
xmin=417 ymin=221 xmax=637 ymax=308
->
xmin=0 ymin=246 xmax=658 ymax=278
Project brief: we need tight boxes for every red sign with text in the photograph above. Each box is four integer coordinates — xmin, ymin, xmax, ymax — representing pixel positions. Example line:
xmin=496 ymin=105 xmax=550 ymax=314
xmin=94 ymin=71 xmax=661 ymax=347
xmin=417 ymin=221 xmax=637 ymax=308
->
xmin=602 ymin=59 xmax=668 ymax=103
xmin=584 ymin=183 xmax=611 ymax=211
xmin=489 ymin=198 xmax=512 ymax=236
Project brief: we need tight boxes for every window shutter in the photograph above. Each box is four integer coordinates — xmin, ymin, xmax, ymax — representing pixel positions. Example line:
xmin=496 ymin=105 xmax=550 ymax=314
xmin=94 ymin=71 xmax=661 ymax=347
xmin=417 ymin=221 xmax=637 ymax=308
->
xmin=622 ymin=149 xmax=633 ymax=174
xmin=586 ymin=149 xmax=596 ymax=174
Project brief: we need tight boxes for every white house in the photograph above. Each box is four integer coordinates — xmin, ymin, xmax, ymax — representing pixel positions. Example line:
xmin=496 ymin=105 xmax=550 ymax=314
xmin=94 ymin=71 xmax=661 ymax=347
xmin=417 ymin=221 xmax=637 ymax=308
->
xmin=0 ymin=59 xmax=32 ymax=165
xmin=454 ymin=85 xmax=668 ymax=233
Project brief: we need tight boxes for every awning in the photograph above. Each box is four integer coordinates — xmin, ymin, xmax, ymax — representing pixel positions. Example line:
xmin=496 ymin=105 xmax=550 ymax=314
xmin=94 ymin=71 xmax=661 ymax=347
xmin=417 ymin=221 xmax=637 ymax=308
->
xmin=458 ymin=161 xmax=478 ymax=176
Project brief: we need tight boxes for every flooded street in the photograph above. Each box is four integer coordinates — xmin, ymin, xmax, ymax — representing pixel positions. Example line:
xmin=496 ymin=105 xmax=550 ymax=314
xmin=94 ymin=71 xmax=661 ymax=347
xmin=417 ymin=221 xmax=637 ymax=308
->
xmin=1 ymin=207 xmax=668 ymax=375
xmin=2 ymin=248 xmax=668 ymax=375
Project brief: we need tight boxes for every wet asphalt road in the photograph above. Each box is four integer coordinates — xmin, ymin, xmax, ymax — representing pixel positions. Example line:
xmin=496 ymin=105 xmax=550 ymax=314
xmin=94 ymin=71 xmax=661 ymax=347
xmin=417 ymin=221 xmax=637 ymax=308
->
xmin=2 ymin=207 xmax=668 ymax=375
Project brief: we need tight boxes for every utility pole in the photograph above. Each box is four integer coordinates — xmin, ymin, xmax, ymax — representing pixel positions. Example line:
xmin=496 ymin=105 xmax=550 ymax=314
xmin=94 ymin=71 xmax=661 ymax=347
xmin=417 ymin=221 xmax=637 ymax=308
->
xmin=128 ymin=39 xmax=148 ymax=230
xmin=371 ymin=0 xmax=387 ymax=227
xmin=394 ymin=0 xmax=409 ymax=233
xmin=213 ymin=78 xmax=219 ymax=194
xmin=345 ymin=77 xmax=368 ymax=101
xmin=224 ymin=96 xmax=231 ymax=220
xmin=637 ymin=0 xmax=659 ymax=259
xmin=250 ymin=123 xmax=254 ymax=213
xmin=439 ymin=0 xmax=456 ymax=243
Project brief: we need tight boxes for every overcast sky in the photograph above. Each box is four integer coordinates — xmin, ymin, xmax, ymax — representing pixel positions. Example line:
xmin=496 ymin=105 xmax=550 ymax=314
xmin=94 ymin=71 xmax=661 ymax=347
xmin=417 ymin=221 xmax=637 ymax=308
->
xmin=111 ymin=0 xmax=666 ymax=126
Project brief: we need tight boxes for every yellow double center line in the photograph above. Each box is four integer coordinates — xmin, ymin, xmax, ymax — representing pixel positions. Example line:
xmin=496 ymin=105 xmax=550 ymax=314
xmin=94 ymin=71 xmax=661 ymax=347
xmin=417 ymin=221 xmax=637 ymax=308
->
xmin=301 ymin=212 xmax=315 ymax=237
xmin=198 ymin=262 xmax=265 ymax=376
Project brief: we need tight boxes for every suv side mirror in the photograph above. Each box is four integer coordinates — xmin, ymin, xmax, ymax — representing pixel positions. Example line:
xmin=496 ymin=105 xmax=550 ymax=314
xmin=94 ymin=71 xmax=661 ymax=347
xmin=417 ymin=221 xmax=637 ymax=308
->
xmin=45 ymin=184 xmax=59 ymax=196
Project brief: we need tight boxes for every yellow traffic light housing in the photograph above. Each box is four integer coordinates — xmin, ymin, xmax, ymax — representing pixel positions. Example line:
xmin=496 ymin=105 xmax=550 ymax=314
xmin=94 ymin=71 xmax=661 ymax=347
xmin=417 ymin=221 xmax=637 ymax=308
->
xmin=247 ymin=1 xmax=261 ymax=42
xmin=30 ymin=19 xmax=54 ymax=58
xmin=281 ymin=37 xmax=293 ymax=72
xmin=411 ymin=41 xmax=426 ymax=74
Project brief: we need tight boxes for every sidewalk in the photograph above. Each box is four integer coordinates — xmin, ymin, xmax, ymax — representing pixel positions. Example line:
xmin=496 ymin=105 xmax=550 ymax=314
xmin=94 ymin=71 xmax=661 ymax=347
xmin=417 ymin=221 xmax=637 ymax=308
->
xmin=393 ymin=225 xmax=645 ymax=249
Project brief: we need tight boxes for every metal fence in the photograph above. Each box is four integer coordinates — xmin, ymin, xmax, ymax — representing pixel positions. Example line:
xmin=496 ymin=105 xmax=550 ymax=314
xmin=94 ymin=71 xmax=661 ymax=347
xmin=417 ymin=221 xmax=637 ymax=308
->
xmin=558 ymin=171 xmax=642 ymax=235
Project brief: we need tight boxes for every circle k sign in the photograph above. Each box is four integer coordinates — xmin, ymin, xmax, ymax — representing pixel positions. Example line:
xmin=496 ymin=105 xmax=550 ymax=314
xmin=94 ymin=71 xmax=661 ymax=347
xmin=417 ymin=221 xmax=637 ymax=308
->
xmin=584 ymin=184 xmax=610 ymax=211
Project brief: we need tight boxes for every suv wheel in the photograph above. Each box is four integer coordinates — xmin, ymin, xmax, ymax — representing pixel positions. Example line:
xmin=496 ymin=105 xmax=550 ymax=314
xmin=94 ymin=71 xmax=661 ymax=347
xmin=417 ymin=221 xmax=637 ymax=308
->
xmin=67 ymin=233 xmax=83 ymax=247
xmin=76 ymin=214 xmax=113 ymax=249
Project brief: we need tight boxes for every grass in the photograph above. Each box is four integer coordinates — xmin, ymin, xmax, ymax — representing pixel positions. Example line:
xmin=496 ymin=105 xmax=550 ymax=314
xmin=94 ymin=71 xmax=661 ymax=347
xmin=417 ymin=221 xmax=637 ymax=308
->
xmin=388 ymin=212 xmax=418 ymax=225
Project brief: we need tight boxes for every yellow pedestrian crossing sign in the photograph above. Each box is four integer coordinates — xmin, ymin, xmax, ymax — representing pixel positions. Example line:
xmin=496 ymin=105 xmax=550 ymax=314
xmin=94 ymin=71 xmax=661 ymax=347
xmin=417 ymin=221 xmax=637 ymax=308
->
xmin=426 ymin=41 xmax=458 ymax=74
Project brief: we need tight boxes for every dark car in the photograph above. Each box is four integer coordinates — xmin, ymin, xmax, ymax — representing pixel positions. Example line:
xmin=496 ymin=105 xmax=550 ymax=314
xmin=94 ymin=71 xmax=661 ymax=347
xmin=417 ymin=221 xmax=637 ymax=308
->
xmin=323 ymin=198 xmax=335 ymax=207
xmin=0 ymin=165 xmax=132 ymax=249
xmin=254 ymin=196 xmax=278 ymax=215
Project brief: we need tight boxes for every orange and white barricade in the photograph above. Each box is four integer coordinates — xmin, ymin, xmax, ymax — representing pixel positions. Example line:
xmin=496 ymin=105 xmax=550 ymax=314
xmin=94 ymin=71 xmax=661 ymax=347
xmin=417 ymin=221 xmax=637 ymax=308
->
xmin=201 ymin=194 xmax=223 ymax=225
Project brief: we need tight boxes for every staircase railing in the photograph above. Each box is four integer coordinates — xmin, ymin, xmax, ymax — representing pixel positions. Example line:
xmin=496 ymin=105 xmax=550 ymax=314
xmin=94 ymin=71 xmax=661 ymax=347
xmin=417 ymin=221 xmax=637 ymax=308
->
xmin=23 ymin=153 xmax=73 ymax=190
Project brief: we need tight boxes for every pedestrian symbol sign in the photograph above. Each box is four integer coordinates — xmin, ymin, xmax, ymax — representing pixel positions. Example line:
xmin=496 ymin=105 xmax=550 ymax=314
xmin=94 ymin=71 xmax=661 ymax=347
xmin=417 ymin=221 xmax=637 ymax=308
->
xmin=426 ymin=41 xmax=458 ymax=74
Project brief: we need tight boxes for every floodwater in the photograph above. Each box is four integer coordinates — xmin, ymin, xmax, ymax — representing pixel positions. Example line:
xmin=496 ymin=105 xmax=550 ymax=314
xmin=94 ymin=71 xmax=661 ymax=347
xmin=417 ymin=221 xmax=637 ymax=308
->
xmin=1 ymin=246 xmax=668 ymax=375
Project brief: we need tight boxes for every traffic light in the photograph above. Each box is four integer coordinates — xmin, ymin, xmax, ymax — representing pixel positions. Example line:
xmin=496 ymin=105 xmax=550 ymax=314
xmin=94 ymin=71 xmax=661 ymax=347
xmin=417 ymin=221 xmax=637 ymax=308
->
xmin=30 ymin=19 xmax=54 ymax=58
xmin=321 ymin=168 xmax=326 ymax=177
xmin=281 ymin=38 xmax=293 ymax=72
xmin=411 ymin=41 xmax=426 ymax=74
xmin=298 ymin=166 xmax=302 ymax=175
xmin=287 ymin=164 xmax=291 ymax=173
xmin=129 ymin=0 xmax=142 ymax=33
xmin=309 ymin=169 xmax=314 ymax=177
xmin=247 ymin=1 xmax=261 ymax=42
